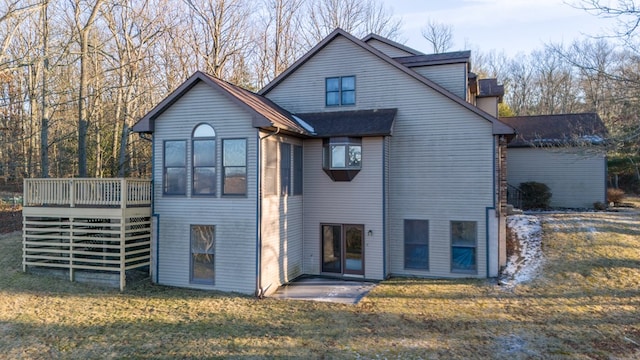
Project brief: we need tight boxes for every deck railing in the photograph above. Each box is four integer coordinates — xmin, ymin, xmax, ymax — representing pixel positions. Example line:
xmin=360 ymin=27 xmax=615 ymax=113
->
xmin=24 ymin=178 xmax=151 ymax=208
xmin=507 ymin=183 xmax=523 ymax=209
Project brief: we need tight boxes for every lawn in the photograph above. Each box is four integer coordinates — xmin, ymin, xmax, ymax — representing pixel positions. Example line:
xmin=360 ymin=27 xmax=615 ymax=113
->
xmin=1 ymin=208 xmax=639 ymax=359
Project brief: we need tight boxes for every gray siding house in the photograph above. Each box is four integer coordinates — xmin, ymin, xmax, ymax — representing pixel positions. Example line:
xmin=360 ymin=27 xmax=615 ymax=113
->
xmin=501 ymin=113 xmax=608 ymax=209
xmin=133 ymin=29 xmax=515 ymax=296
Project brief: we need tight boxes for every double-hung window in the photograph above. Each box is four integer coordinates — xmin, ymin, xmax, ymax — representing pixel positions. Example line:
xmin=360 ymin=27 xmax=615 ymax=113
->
xmin=326 ymin=76 xmax=355 ymax=106
xmin=222 ymin=139 xmax=247 ymax=195
xmin=192 ymin=124 xmax=216 ymax=195
xmin=451 ymin=221 xmax=477 ymax=273
xmin=163 ymin=140 xmax=186 ymax=195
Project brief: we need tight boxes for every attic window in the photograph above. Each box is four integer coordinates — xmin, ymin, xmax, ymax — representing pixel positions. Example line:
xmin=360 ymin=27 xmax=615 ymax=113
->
xmin=326 ymin=76 xmax=355 ymax=106
xmin=322 ymin=137 xmax=361 ymax=181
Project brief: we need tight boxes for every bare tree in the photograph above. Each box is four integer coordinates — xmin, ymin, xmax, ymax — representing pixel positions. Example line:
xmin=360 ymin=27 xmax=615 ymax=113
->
xmin=71 ymin=0 xmax=104 ymax=177
xmin=421 ymin=19 xmax=453 ymax=54
xmin=255 ymin=0 xmax=305 ymax=86
xmin=304 ymin=0 xmax=402 ymax=45
xmin=183 ymin=0 xmax=254 ymax=79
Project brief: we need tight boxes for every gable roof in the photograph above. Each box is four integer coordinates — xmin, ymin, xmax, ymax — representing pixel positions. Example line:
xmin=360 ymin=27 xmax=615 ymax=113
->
xmin=132 ymin=71 xmax=309 ymax=135
xmin=500 ymin=113 xmax=607 ymax=148
xmin=361 ymin=33 xmax=424 ymax=56
xmin=259 ymin=28 xmax=514 ymax=135
xmin=296 ymin=108 xmax=397 ymax=137
xmin=393 ymin=51 xmax=471 ymax=67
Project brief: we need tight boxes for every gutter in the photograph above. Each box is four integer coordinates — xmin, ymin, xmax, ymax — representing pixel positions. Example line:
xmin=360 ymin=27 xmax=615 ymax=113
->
xmin=255 ymin=127 xmax=281 ymax=298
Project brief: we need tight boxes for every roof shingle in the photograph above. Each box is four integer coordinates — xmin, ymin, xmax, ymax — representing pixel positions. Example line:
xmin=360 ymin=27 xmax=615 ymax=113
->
xmin=295 ymin=109 xmax=397 ymax=137
xmin=500 ymin=113 xmax=607 ymax=147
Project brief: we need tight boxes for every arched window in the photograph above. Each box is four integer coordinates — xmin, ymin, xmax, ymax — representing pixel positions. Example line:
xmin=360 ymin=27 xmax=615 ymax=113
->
xmin=192 ymin=124 xmax=216 ymax=195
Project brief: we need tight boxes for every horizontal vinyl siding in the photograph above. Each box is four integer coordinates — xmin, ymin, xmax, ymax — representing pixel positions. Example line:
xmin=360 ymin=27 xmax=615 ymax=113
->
xmin=260 ymin=134 xmax=303 ymax=295
xmin=388 ymin=105 xmax=494 ymax=278
xmin=266 ymin=35 xmax=496 ymax=279
xmin=507 ymin=148 xmax=606 ymax=208
xmin=303 ymin=138 xmax=385 ymax=280
xmin=411 ymin=63 xmax=467 ymax=99
xmin=366 ymin=38 xmax=417 ymax=57
xmin=153 ymin=82 xmax=257 ymax=294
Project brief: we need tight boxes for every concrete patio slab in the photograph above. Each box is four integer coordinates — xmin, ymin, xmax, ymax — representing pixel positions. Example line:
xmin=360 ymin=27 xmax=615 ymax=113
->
xmin=270 ymin=276 xmax=377 ymax=304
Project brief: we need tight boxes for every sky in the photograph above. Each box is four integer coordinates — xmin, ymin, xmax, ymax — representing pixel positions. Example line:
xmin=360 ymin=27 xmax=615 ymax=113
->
xmin=382 ymin=0 xmax=621 ymax=56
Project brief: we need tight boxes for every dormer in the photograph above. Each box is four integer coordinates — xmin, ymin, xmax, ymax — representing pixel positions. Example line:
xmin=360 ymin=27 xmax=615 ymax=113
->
xmin=393 ymin=51 xmax=471 ymax=99
xmin=476 ymin=78 xmax=504 ymax=118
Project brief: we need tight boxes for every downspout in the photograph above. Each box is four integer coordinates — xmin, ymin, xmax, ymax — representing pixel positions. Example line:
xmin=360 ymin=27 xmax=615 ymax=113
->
xmin=488 ymin=135 xmax=497 ymax=278
xmin=382 ymin=137 xmax=387 ymax=278
xmin=255 ymin=127 xmax=281 ymax=298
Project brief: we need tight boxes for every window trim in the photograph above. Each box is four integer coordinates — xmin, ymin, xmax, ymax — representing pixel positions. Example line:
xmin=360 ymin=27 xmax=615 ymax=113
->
xmin=163 ymin=139 xmax=187 ymax=196
xmin=191 ymin=123 xmax=216 ymax=197
xmin=404 ymin=219 xmax=429 ymax=270
xmin=189 ymin=224 xmax=215 ymax=285
xmin=222 ymin=138 xmax=248 ymax=196
xmin=325 ymin=75 xmax=356 ymax=106
xmin=450 ymin=220 xmax=478 ymax=274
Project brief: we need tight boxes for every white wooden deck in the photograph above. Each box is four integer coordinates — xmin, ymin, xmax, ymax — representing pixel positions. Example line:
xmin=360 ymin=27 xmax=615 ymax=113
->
xmin=22 ymin=178 xmax=152 ymax=290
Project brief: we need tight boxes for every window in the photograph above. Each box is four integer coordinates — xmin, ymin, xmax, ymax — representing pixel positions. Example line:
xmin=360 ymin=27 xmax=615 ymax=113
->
xmin=192 ymin=124 xmax=216 ymax=195
xmin=191 ymin=225 xmax=215 ymax=284
xmin=404 ymin=220 xmax=429 ymax=270
xmin=280 ymin=143 xmax=291 ymax=195
xmin=222 ymin=139 xmax=247 ymax=195
xmin=322 ymin=137 xmax=362 ymax=181
xmin=326 ymin=76 xmax=355 ymax=106
xmin=163 ymin=140 xmax=186 ymax=195
xmin=451 ymin=221 xmax=477 ymax=273
xmin=293 ymin=145 xmax=303 ymax=195
xmin=264 ymin=140 xmax=277 ymax=196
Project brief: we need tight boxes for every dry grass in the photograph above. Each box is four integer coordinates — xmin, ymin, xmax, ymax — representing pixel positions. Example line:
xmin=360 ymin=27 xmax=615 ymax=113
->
xmin=1 ymin=208 xmax=639 ymax=359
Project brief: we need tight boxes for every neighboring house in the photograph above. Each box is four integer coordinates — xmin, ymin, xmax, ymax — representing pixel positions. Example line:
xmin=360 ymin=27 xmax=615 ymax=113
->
xmin=133 ymin=28 xmax=515 ymax=296
xmin=501 ymin=113 xmax=608 ymax=208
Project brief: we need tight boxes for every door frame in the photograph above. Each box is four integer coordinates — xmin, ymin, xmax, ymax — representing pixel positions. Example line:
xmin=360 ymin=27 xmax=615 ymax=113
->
xmin=320 ymin=223 xmax=365 ymax=276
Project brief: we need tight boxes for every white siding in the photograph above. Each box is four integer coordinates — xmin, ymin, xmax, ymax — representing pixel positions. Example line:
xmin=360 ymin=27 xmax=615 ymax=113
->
xmin=411 ymin=63 xmax=468 ymax=99
xmin=303 ymin=138 xmax=385 ymax=280
xmin=259 ymin=133 xmax=304 ymax=295
xmin=266 ymin=35 xmax=496 ymax=279
xmin=153 ymin=81 xmax=257 ymax=294
xmin=507 ymin=147 xmax=606 ymax=208
xmin=365 ymin=38 xmax=416 ymax=57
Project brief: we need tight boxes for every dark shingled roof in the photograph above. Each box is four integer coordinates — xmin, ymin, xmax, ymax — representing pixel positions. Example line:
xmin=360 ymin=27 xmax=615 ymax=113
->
xmin=361 ymin=33 xmax=424 ymax=56
xmin=478 ymin=78 xmax=504 ymax=99
xmin=133 ymin=71 xmax=309 ymax=135
xmin=393 ymin=51 xmax=471 ymax=67
xmin=295 ymin=109 xmax=397 ymax=137
xmin=500 ymin=113 xmax=607 ymax=148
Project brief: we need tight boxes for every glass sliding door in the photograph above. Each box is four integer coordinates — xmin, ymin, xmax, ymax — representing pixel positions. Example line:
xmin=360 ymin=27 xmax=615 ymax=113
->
xmin=321 ymin=224 xmax=364 ymax=275
xmin=322 ymin=225 xmax=342 ymax=273
xmin=344 ymin=225 xmax=364 ymax=275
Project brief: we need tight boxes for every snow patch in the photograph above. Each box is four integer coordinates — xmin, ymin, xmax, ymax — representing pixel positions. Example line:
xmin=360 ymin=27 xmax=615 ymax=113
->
xmin=292 ymin=115 xmax=315 ymax=134
xmin=500 ymin=215 xmax=545 ymax=289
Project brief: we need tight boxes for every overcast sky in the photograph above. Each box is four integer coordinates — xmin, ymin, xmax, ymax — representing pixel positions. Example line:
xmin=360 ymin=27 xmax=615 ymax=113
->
xmin=382 ymin=0 xmax=620 ymax=56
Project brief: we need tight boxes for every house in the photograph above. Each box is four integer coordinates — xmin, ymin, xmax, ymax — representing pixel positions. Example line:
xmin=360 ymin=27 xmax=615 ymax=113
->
xmin=501 ymin=113 xmax=608 ymax=209
xmin=132 ymin=29 xmax=515 ymax=296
